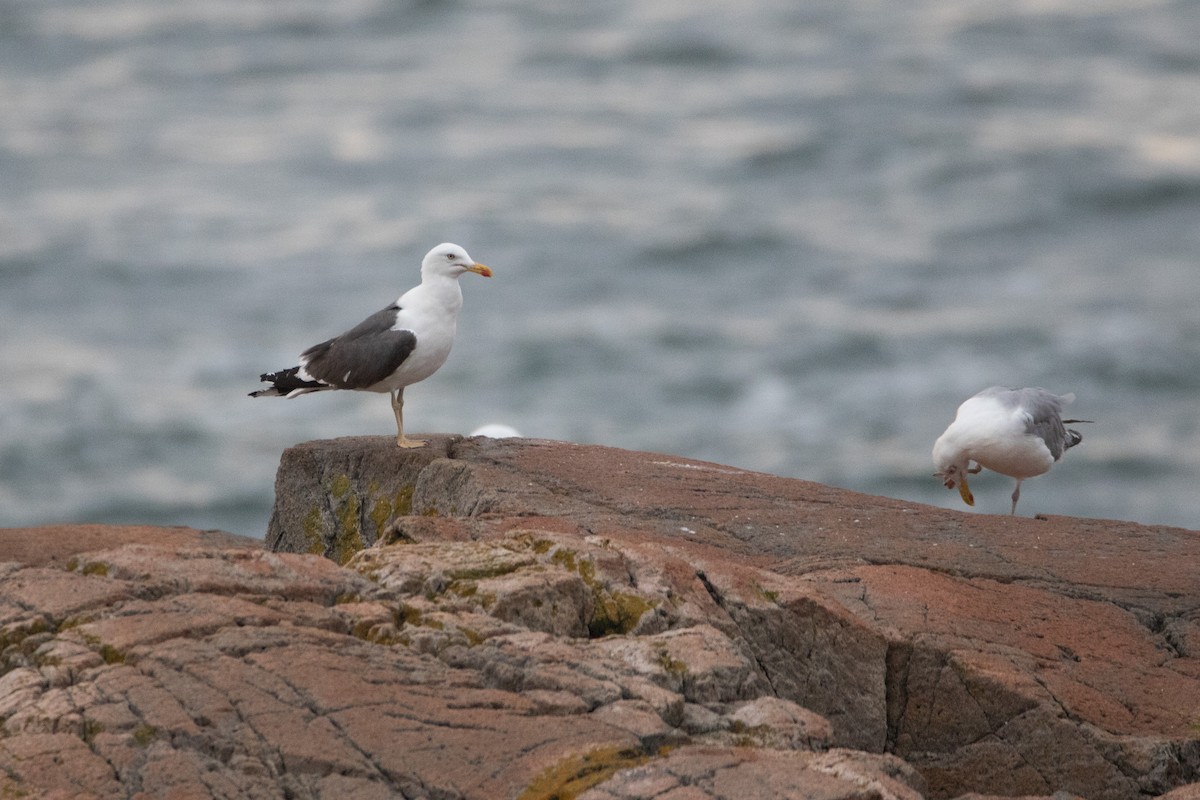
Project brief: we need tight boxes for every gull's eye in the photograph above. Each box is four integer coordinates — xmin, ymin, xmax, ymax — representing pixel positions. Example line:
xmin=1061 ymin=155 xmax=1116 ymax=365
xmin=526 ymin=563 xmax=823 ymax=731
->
xmin=445 ymin=252 xmax=456 ymax=261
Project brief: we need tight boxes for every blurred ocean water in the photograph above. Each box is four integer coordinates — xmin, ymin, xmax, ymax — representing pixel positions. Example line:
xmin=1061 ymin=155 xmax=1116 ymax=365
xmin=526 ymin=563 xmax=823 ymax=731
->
xmin=2 ymin=0 xmax=1199 ymax=536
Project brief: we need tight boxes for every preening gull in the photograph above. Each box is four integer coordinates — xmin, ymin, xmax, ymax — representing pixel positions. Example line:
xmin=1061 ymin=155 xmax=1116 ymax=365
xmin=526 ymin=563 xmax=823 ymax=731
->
xmin=932 ymin=386 xmax=1090 ymax=515
xmin=250 ymin=243 xmax=492 ymax=448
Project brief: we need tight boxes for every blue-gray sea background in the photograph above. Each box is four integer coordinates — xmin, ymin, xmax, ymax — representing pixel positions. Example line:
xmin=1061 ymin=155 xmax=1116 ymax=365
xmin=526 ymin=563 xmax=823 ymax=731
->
xmin=3 ymin=0 xmax=1199 ymax=537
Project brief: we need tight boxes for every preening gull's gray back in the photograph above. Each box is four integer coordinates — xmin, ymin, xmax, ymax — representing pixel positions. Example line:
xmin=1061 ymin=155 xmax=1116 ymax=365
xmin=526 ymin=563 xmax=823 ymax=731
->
xmin=985 ymin=387 xmax=1078 ymax=461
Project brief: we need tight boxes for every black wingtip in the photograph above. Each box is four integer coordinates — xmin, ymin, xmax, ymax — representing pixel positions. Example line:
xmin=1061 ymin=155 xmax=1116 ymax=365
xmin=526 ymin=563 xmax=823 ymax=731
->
xmin=1065 ymin=429 xmax=1084 ymax=449
xmin=252 ymin=366 xmax=326 ymax=396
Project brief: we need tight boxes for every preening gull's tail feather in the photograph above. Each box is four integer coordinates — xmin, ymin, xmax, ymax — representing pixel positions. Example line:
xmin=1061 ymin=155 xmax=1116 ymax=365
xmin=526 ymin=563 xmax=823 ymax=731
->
xmin=1062 ymin=418 xmax=1092 ymax=451
xmin=249 ymin=366 xmax=329 ymax=398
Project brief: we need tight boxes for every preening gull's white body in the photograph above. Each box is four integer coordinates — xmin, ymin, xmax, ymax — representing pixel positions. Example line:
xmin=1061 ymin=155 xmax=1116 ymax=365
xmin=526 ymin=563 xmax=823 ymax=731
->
xmin=250 ymin=243 xmax=492 ymax=448
xmin=932 ymin=386 xmax=1088 ymax=515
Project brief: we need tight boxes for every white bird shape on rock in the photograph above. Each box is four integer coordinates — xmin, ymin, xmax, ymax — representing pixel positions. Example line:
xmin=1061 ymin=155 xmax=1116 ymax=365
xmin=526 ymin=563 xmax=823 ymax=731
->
xmin=469 ymin=424 xmax=522 ymax=439
xmin=932 ymin=386 xmax=1090 ymax=515
xmin=250 ymin=242 xmax=492 ymax=448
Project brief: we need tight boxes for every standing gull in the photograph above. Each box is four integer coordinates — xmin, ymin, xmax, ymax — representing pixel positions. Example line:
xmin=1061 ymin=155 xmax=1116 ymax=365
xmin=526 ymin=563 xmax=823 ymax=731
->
xmin=250 ymin=242 xmax=492 ymax=447
xmin=932 ymin=386 xmax=1090 ymax=515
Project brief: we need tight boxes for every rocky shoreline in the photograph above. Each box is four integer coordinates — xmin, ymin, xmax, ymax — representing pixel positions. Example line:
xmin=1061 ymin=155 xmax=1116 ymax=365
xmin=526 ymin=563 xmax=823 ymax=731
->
xmin=1 ymin=435 xmax=1197 ymax=799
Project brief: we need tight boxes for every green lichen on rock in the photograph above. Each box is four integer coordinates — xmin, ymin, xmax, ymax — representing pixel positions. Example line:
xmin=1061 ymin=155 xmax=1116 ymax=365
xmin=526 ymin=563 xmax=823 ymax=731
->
xmin=57 ymin=614 xmax=91 ymax=632
xmin=397 ymin=604 xmax=423 ymax=626
xmin=368 ymin=495 xmax=394 ymax=535
xmin=330 ymin=473 xmax=352 ymax=499
xmin=393 ymin=604 xmax=448 ymax=632
xmin=394 ymin=484 xmax=415 ymax=516
xmin=324 ymin=476 xmax=421 ymax=562
xmin=333 ymin=489 xmax=361 ymax=536
xmin=131 ymin=725 xmax=157 ymax=746
xmin=588 ymin=590 xmax=655 ymax=639
xmin=328 ymin=475 xmax=367 ymax=564
xmin=367 ymin=480 xmax=417 ymax=536
xmin=80 ymin=562 xmax=109 ymax=578
xmin=547 ymin=545 xmax=655 ymax=637
xmin=446 ymin=559 xmax=529 ymax=582
xmin=99 ymin=644 xmax=125 ymax=665
xmin=459 ymin=626 xmax=485 ymax=646
xmin=0 ymin=619 xmax=52 ymax=671
xmin=80 ymin=718 xmax=105 ymax=743
xmin=653 ymin=646 xmax=688 ymax=679
xmin=726 ymin=718 xmax=777 ymax=748
xmin=753 ymin=581 xmax=781 ymax=605
xmin=78 ymin=632 xmax=126 ymax=666
xmin=448 ymin=580 xmax=478 ymax=598
xmin=0 ymin=618 xmax=50 ymax=649
xmin=550 ymin=548 xmax=578 ymax=573
xmin=530 ymin=538 xmax=555 ymax=555
xmin=302 ymin=507 xmax=326 ymax=556
xmin=595 ymin=597 xmax=654 ymax=636
xmin=331 ymin=525 xmax=365 ymax=566
xmin=517 ymin=746 xmax=650 ymax=800
xmin=349 ymin=617 xmax=403 ymax=646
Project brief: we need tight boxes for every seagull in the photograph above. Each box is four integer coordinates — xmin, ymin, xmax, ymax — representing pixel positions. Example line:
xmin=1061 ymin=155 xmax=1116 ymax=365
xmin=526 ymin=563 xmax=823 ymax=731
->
xmin=250 ymin=242 xmax=492 ymax=448
xmin=932 ymin=386 xmax=1090 ymax=515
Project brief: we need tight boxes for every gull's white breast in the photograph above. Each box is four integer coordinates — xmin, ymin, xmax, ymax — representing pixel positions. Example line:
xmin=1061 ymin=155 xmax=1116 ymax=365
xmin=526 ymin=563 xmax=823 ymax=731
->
xmin=367 ymin=279 xmax=462 ymax=392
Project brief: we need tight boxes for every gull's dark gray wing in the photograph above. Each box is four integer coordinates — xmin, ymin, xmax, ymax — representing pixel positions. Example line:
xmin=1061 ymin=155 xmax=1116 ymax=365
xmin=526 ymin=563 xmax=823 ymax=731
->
xmin=1010 ymin=387 xmax=1073 ymax=460
xmin=301 ymin=305 xmax=417 ymax=390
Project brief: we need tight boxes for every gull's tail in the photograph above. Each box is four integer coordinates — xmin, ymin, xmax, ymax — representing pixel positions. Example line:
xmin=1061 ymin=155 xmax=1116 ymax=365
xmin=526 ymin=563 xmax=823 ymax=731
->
xmin=1062 ymin=418 xmax=1093 ymax=451
xmin=249 ymin=366 xmax=329 ymax=398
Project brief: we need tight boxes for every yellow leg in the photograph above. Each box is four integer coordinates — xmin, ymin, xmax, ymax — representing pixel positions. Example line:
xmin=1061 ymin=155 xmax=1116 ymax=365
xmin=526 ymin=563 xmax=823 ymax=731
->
xmin=390 ymin=389 xmax=425 ymax=448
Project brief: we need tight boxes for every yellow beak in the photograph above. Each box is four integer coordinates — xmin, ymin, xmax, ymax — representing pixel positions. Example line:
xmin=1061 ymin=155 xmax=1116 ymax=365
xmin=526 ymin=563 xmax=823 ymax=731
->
xmin=958 ymin=474 xmax=975 ymax=506
xmin=467 ymin=263 xmax=493 ymax=277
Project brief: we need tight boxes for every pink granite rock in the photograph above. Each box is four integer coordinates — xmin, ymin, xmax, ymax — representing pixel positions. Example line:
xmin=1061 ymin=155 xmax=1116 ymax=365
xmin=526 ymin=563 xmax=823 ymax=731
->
xmin=0 ymin=522 xmax=918 ymax=799
xmin=1 ymin=433 xmax=1197 ymax=800
xmin=269 ymin=435 xmax=1200 ymax=799
xmin=577 ymin=746 xmax=926 ymax=800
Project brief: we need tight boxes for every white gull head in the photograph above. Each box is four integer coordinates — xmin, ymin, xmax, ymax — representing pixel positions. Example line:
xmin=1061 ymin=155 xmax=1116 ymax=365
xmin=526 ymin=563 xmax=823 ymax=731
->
xmin=420 ymin=242 xmax=493 ymax=280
